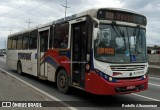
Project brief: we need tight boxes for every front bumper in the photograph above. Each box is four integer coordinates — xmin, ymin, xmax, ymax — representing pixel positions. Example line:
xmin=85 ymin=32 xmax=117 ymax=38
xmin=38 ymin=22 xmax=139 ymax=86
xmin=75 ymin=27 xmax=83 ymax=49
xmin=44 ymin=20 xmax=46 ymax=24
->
xmin=85 ymin=71 xmax=148 ymax=95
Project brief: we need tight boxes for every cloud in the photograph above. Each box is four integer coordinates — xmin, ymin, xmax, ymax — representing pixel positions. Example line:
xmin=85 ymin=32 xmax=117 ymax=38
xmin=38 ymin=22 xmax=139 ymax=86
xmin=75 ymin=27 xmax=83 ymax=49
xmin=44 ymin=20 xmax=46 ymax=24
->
xmin=0 ymin=0 xmax=160 ymax=49
xmin=120 ymin=0 xmax=152 ymax=9
xmin=120 ymin=0 xmax=160 ymax=45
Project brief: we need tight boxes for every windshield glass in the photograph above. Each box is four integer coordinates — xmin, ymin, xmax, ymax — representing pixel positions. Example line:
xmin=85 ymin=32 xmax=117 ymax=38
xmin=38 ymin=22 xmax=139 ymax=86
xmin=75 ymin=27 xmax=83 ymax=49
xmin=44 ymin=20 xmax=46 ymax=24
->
xmin=94 ymin=24 xmax=147 ymax=63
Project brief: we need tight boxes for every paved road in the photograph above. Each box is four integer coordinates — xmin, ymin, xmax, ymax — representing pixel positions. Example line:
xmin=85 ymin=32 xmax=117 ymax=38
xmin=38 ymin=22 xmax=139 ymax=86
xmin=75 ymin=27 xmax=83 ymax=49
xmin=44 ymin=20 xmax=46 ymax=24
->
xmin=0 ymin=70 xmax=67 ymax=110
xmin=0 ymin=56 xmax=160 ymax=110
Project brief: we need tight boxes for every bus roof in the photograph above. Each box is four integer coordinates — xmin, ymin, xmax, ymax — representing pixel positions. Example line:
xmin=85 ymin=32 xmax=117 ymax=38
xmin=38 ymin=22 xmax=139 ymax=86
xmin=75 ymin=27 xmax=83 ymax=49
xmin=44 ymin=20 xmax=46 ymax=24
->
xmin=8 ymin=7 xmax=145 ymax=37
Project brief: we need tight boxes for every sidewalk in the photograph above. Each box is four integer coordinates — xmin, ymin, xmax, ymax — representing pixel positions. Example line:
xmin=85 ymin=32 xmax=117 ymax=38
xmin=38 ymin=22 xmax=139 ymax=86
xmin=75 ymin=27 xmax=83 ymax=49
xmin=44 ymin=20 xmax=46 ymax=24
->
xmin=0 ymin=70 xmax=67 ymax=110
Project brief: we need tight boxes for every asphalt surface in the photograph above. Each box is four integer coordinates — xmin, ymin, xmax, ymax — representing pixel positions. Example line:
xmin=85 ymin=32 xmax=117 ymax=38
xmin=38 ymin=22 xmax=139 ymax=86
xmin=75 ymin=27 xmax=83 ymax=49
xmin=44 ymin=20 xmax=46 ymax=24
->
xmin=0 ymin=55 xmax=160 ymax=110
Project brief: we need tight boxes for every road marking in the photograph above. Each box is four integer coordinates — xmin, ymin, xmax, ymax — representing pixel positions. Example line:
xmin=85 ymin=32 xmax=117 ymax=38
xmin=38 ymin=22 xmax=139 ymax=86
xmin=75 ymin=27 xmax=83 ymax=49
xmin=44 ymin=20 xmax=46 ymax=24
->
xmin=1 ymin=67 xmax=159 ymax=109
xmin=0 ymin=68 xmax=78 ymax=110
xmin=149 ymin=76 xmax=160 ymax=80
xmin=149 ymin=83 xmax=160 ymax=87
xmin=131 ymin=93 xmax=160 ymax=101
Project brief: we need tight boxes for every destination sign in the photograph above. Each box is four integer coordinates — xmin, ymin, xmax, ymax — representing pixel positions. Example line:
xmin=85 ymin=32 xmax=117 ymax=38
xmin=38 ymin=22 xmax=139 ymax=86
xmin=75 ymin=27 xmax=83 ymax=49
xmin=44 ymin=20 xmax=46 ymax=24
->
xmin=97 ymin=9 xmax=147 ymax=25
xmin=97 ymin=47 xmax=115 ymax=55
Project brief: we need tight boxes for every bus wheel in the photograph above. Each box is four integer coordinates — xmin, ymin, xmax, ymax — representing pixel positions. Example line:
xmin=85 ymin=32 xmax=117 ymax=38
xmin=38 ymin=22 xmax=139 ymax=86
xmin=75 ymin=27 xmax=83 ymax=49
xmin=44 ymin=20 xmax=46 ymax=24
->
xmin=57 ymin=69 xmax=69 ymax=94
xmin=17 ymin=62 xmax=23 ymax=75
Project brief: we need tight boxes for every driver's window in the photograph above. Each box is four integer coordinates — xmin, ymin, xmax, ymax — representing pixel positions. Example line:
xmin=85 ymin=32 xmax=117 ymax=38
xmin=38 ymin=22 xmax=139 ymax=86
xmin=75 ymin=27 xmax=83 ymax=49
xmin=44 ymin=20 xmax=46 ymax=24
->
xmin=130 ymin=36 xmax=136 ymax=52
xmin=116 ymin=37 xmax=124 ymax=48
xmin=99 ymin=29 xmax=111 ymax=47
xmin=136 ymin=32 xmax=142 ymax=53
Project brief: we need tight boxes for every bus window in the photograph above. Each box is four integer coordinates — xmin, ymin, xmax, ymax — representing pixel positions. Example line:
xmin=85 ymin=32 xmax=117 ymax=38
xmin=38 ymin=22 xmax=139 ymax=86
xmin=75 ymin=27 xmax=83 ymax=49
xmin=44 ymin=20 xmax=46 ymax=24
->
xmin=17 ymin=35 xmax=23 ymax=49
xmin=7 ymin=37 xmax=12 ymax=49
xmin=23 ymin=32 xmax=29 ymax=49
xmin=29 ymin=30 xmax=37 ymax=49
xmin=40 ymin=30 xmax=49 ymax=52
xmin=54 ymin=23 xmax=69 ymax=48
xmin=49 ymin=26 xmax=53 ymax=49
xmin=12 ymin=36 xmax=17 ymax=49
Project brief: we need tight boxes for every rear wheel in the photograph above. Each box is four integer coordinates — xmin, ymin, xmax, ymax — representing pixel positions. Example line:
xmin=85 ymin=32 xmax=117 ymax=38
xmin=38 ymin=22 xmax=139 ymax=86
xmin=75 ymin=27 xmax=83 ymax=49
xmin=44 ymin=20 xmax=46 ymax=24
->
xmin=17 ymin=61 xmax=23 ymax=75
xmin=57 ymin=69 xmax=69 ymax=94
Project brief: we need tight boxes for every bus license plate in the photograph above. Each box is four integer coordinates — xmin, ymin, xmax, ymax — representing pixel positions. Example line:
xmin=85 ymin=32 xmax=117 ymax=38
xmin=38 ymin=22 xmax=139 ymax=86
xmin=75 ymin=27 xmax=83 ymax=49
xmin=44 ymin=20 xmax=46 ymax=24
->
xmin=127 ymin=86 xmax=135 ymax=90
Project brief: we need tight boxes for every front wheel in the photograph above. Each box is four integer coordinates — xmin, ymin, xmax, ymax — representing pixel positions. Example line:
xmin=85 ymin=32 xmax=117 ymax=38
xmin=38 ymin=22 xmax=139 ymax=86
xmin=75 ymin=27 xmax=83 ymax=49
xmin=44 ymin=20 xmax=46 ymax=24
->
xmin=57 ymin=69 xmax=69 ymax=94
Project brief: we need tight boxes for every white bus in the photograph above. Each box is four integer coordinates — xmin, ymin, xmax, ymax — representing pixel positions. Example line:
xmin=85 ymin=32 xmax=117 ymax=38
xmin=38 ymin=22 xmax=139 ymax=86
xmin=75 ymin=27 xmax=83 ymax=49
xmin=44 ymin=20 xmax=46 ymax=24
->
xmin=7 ymin=8 xmax=148 ymax=95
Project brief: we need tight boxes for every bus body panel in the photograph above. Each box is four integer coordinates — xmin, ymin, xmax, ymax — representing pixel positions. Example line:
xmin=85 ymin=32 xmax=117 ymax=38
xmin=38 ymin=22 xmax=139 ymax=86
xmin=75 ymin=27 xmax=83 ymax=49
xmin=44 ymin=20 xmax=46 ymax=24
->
xmin=47 ymin=63 xmax=56 ymax=82
xmin=21 ymin=49 xmax=37 ymax=76
xmin=85 ymin=71 xmax=148 ymax=95
xmin=6 ymin=7 xmax=148 ymax=95
xmin=6 ymin=49 xmax=38 ymax=76
xmin=6 ymin=50 xmax=17 ymax=70
xmin=44 ymin=49 xmax=71 ymax=74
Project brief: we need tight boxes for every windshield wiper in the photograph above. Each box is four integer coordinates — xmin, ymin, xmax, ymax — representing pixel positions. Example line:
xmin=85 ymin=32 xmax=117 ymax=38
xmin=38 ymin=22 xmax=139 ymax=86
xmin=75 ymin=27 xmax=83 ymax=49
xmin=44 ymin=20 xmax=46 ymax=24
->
xmin=111 ymin=22 xmax=127 ymax=50
xmin=133 ymin=25 xmax=140 ymax=54
xmin=112 ymin=22 xmax=124 ymax=37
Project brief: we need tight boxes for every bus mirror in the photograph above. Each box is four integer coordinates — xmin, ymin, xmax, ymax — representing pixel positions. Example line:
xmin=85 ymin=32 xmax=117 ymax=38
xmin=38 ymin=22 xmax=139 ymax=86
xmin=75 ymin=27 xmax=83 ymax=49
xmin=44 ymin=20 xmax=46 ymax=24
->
xmin=93 ymin=28 xmax=99 ymax=40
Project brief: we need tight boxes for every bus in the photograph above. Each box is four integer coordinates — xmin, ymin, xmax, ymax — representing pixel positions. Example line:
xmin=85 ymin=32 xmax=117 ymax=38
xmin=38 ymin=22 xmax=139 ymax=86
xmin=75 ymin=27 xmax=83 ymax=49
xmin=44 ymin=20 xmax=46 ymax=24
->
xmin=6 ymin=8 xmax=148 ymax=95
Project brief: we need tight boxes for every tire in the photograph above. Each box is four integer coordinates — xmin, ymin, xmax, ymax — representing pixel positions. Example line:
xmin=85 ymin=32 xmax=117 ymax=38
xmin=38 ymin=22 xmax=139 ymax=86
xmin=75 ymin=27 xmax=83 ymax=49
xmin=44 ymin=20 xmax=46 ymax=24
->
xmin=17 ymin=62 xmax=23 ymax=75
xmin=57 ymin=69 xmax=69 ymax=94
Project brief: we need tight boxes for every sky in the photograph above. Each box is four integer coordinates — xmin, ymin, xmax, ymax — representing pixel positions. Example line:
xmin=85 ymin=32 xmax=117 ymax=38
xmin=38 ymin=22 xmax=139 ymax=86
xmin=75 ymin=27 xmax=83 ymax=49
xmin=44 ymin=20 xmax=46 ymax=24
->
xmin=0 ymin=0 xmax=160 ymax=49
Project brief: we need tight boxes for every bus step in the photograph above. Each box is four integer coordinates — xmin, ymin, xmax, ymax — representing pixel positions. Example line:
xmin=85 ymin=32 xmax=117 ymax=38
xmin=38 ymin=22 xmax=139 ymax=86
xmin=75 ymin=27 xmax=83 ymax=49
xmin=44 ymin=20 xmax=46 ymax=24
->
xmin=38 ymin=76 xmax=47 ymax=80
xmin=73 ymin=82 xmax=79 ymax=86
xmin=74 ymin=71 xmax=79 ymax=74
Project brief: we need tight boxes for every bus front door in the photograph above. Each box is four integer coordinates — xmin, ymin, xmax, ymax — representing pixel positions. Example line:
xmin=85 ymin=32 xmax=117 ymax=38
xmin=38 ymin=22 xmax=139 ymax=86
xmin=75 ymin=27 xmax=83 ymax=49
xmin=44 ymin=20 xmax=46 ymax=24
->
xmin=38 ymin=29 xmax=49 ymax=79
xmin=71 ymin=21 xmax=87 ymax=88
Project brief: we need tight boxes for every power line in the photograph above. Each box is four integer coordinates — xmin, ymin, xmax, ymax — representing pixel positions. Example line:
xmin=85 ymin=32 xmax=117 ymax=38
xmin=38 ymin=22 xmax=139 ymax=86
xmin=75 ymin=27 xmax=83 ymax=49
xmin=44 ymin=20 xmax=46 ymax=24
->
xmin=0 ymin=0 xmax=35 ymax=16
xmin=0 ymin=0 xmax=52 ymax=31
xmin=0 ymin=0 xmax=51 ymax=20
xmin=25 ymin=18 xmax=33 ymax=28
xmin=12 ymin=0 xmax=52 ymax=18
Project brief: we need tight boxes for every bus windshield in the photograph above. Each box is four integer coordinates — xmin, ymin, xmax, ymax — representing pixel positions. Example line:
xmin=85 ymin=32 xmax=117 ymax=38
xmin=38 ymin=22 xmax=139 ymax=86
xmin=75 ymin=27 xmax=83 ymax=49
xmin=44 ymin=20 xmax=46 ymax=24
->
xmin=94 ymin=24 xmax=147 ymax=63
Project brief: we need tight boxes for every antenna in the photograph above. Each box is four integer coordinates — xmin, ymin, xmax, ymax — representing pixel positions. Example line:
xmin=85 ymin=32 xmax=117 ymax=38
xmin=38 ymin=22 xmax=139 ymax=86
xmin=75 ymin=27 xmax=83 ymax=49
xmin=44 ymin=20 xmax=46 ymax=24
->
xmin=25 ymin=18 xmax=33 ymax=28
xmin=61 ymin=0 xmax=70 ymax=19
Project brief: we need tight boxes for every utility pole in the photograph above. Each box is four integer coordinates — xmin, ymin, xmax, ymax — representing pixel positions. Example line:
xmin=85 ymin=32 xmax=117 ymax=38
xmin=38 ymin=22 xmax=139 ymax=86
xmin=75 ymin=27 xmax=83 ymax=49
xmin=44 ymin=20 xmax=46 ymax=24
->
xmin=9 ymin=27 xmax=13 ymax=35
xmin=26 ymin=18 xmax=33 ymax=28
xmin=61 ymin=0 xmax=70 ymax=19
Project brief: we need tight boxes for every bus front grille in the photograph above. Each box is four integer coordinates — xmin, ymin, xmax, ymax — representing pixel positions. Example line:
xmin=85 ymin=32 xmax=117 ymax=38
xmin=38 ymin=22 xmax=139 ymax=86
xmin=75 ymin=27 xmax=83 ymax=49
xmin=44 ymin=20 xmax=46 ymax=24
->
xmin=110 ymin=65 xmax=145 ymax=71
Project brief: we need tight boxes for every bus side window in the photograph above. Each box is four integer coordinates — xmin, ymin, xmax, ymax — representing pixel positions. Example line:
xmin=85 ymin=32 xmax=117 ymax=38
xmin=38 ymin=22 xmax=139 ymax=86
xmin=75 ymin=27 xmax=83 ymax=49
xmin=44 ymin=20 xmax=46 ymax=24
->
xmin=49 ymin=26 xmax=53 ymax=49
xmin=54 ymin=23 xmax=69 ymax=48
xmin=29 ymin=30 xmax=37 ymax=49
xmin=12 ymin=36 xmax=17 ymax=49
xmin=23 ymin=32 xmax=29 ymax=49
xmin=17 ymin=35 xmax=23 ymax=50
xmin=7 ymin=37 xmax=12 ymax=49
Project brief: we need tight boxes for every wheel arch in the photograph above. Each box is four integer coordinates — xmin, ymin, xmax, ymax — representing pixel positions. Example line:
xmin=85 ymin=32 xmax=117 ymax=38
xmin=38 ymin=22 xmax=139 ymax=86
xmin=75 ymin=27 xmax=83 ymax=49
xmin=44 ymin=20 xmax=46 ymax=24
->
xmin=55 ymin=66 xmax=68 ymax=82
xmin=17 ymin=60 xmax=22 ymax=69
xmin=17 ymin=60 xmax=23 ymax=75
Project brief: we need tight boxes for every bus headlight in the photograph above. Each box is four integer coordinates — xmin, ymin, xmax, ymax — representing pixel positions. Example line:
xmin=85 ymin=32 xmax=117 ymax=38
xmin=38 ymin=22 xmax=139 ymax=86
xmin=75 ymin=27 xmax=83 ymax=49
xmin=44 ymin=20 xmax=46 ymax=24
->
xmin=95 ymin=69 xmax=117 ymax=82
xmin=143 ymin=75 xmax=146 ymax=79
xmin=109 ymin=77 xmax=113 ymax=82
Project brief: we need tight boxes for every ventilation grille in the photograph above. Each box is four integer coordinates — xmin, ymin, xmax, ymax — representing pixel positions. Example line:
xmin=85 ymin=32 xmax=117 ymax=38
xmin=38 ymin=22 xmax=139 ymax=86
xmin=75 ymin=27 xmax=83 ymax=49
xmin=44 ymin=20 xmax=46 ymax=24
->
xmin=110 ymin=65 xmax=145 ymax=71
